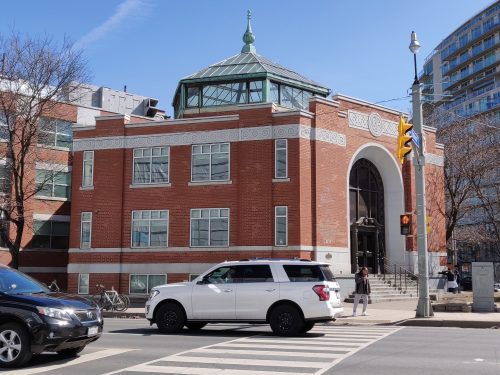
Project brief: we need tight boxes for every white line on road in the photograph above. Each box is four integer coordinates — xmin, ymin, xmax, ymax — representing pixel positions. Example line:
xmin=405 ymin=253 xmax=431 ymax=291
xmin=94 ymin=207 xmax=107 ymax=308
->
xmin=128 ymin=364 xmax=312 ymax=375
xmin=191 ymin=347 xmax=345 ymax=358
xmin=12 ymin=348 xmax=136 ymax=375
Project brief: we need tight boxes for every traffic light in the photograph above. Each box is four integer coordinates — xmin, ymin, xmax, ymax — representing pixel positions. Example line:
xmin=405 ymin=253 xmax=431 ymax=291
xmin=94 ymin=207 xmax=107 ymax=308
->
xmin=397 ymin=116 xmax=413 ymax=164
xmin=400 ymin=213 xmax=412 ymax=235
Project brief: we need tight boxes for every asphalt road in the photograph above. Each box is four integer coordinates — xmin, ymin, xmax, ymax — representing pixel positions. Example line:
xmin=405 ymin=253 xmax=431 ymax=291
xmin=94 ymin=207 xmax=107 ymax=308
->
xmin=3 ymin=319 xmax=499 ymax=375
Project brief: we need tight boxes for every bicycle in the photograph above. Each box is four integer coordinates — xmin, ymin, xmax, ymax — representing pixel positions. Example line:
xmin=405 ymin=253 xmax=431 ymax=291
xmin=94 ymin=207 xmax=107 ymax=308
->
xmin=47 ymin=280 xmax=60 ymax=293
xmin=92 ymin=285 xmax=129 ymax=311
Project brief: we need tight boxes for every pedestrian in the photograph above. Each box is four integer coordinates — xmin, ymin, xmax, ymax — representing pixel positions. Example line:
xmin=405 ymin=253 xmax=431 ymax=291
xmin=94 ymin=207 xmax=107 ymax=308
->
xmin=445 ymin=267 xmax=458 ymax=293
xmin=352 ymin=267 xmax=371 ymax=316
xmin=454 ymin=265 xmax=462 ymax=294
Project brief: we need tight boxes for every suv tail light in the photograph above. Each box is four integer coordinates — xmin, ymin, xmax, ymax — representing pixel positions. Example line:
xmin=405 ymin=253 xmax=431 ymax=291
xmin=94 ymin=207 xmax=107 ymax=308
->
xmin=312 ymin=285 xmax=330 ymax=301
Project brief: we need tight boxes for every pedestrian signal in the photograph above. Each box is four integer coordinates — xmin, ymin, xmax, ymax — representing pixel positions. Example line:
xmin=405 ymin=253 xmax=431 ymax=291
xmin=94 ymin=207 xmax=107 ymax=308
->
xmin=397 ymin=116 xmax=413 ymax=164
xmin=400 ymin=213 xmax=412 ymax=235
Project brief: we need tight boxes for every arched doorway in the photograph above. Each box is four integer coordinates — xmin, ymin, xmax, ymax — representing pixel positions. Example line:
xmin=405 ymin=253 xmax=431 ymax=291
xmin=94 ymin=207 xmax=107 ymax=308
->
xmin=349 ymin=159 xmax=385 ymax=273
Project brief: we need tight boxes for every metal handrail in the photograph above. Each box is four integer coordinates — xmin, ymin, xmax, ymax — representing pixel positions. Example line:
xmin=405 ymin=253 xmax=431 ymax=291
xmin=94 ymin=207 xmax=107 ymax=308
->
xmin=381 ymin=263 xmax=419 ymax=296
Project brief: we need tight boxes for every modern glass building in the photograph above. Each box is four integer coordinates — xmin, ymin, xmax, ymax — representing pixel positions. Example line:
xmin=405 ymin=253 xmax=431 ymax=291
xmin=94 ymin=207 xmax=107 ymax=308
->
xmin=172 ymin=11 xmax=330 ymax=118
xmin=420 ymin=1 xmax=499 ymax=124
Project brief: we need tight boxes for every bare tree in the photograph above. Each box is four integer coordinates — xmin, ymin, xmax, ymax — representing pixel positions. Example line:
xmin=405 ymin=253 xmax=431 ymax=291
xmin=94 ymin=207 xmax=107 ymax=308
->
xmin=0 ymin=33 xmax=89 ymax=268
xmin=426 ymin=108 xmax=499 ymax=258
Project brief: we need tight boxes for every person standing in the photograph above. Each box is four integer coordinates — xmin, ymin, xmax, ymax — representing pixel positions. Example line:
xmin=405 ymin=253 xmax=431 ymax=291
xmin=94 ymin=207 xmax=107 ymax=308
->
xmin=352 ymin=267 xmax=371 ymax=316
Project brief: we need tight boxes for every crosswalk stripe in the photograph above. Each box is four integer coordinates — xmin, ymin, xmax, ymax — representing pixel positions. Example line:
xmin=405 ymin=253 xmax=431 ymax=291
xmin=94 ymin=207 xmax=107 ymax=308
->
xmin=236 ymin=338 xmax=362 ymax=346
xmin=240 ymin=337 xmax=370 ymax=344
xmin=12 ymin=348 xmax=135 ymax=375
xmin=192 ymin=347 xmax=345 ymax=359
xmin=213 ymin=342 xmax=356 ymax=351
xmin=129 ymin=364 xmax=314 ymax=375
xmin=161 ymin=354 xmax=329 ymax=368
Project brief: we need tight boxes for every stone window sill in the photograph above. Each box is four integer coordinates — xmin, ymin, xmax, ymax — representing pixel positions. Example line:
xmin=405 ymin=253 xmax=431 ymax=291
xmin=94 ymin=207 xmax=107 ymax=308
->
xmin=129 ymin=183 xmax=171 ymax=189
xmin=188 ymin=180 xmax=232 ymax=186
xmin=272 ymin=178 xmax=290 ymax=183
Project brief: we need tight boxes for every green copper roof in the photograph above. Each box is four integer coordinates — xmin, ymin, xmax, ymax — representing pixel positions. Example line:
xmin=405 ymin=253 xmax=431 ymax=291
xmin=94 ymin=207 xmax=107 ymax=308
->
xmin=181 ymin=52 xmax=328 ymax=93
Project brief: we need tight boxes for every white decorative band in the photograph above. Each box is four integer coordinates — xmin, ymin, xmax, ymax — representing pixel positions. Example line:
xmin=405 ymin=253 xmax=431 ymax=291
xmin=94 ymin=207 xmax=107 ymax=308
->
xmin=348 ymin=110 xmax=398 ymax=138
xmin=68 ymin=245 xmax=318 ymax=253
xmin=73 ymin=124 xmax=347 ymax=151
xmin=426 ymin=153 xmax=444 ymax=166
xmin=33 ymin=214 xmax=70 ymax=222
xmin=19 ymin=267 xmax=67 ymax=273
xmin=35 ymin=162 xmax=71 ymax=172
xmin=68 ymin=263 xmax=217 ymax=274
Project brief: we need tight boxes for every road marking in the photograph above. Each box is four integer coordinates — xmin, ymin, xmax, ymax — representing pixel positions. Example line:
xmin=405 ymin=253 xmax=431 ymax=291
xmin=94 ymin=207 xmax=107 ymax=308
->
xmin=108 ymin=325 xmax=404 ymax=375
xmin=12 ymin=348 xmax=136 ymax=375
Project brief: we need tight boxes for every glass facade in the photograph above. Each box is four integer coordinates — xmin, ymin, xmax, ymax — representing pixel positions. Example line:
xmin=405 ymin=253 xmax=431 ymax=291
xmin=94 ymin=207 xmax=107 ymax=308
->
xmin=270 ymin=81 xmax=313 ymax=110
xmin=187 ymin=80 xmax=261 ymax=108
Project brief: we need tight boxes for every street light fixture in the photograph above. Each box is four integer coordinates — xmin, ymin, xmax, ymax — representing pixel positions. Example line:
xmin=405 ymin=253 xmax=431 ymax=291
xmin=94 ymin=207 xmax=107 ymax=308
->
xmin=409 ymin=31 xmax=433 ymax=318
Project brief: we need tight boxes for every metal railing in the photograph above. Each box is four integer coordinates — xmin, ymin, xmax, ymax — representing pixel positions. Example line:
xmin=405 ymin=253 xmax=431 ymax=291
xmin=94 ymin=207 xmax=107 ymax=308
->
xmin=382 ymin=263 xmax=419 ymax=296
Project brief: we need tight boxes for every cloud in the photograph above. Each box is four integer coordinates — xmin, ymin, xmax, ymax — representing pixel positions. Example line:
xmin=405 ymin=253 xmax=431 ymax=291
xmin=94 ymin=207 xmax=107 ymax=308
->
xmin=75 ymin=0 xmax=144 ymax=49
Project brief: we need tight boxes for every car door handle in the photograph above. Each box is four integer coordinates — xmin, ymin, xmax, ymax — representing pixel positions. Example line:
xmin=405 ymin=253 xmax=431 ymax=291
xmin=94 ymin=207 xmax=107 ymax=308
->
xmin=265 ymin=288 xmax=276 ymax=292
xmin=223 ymin=289 xmax=233 ymax=293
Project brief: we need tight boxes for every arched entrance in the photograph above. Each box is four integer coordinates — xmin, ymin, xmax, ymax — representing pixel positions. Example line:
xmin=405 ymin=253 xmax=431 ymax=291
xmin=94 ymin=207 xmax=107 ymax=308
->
xmin=349 ymin=159 xmax=385 ymax=274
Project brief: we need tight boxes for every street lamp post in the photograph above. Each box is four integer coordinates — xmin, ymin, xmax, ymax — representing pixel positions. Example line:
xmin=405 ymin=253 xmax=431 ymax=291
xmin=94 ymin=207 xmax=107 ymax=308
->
xmin=409 ymin=31 xmax=433 ymax=318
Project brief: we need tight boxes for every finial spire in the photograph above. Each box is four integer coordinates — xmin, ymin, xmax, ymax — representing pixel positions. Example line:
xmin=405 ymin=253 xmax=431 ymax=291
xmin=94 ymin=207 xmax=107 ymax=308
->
xmin=241 ymin=10 xmax=256 ymax=53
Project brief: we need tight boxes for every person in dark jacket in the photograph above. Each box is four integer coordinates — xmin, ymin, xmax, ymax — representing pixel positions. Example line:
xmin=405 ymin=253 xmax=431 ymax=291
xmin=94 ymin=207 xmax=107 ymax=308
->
xmin=352 ymin=267 xmax=371 ymax=316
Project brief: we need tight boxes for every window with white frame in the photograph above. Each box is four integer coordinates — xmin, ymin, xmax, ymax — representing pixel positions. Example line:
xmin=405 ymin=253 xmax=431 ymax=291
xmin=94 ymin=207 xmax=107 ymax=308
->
xmin=191 ymin=143 xmax=229 ymax=182
xmin=190 ymin=208 xmax=229 ymax=247
xmin=35 ymin=169 xmax=71 ymax=199
xmin=131 ymin=210 xmax=168 ymax=248
xmin=129 ymin=274 xmax=166 ymax=294
xmin=38 ymin=117 xmax=72 ymax=149
xmin=275 ymin=206 xmax=288 ymax=246
xmin=82 ymin=151 xmax=94 ymax=187
xmin=80 ymin=212 xmax=92 ymax=249
xmin=0 ymin=112 xmax=9 ymax=140
xmin=275 ymin=139 xmax=288 ymax=179
xmin=0 ymin=163 xmax=10 ymax=195
xmin=133 ymin=147 xmax=169 ymax=184
xmin=32 ymin=220 xmax=69 ymax=249
xmin=78 ymin=274 xmax=89 ymax=294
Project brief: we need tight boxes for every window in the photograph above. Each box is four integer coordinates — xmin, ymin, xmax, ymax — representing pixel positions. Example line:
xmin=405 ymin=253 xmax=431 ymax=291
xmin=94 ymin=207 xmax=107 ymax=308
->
xmin=80 ymin=212 xmax=92 ymax=249
xmin=131 ymin=210 xmax=168 ymax=248
xmin=270 ymin=82 xmax=280 ymax=103
xmin=32 ymin=220 xmax=69 ymax=249
xmin=248 ymin=81 xmax=263 ymax=103
xmin=275 ymin=206 xmax=288 ymax=246
xmin=275 ymin=139 xmax=288 ymax=179
xmin=133 ymin=147 xmax=169 ymax=184
xmin=186 ymin=87 xmax=200 ymax=107
xmin=0 ymin=112 xmax=8 ymax=140
xmin=0 ymin=164 xmax=10 ymax=195
xmin=129 ymin=274 xmax=166 ymax=294
xmin=190 ymin=208 xmax=229 ymax=247
xmin=191 ymin=143 xmax=229 ymax=182
xmin=78 ymin=274 xmax=89 ymax=294
xmin=38 ymin=117 xmax=72 ymax=149
xmin=35 ymin=170 xmax=71 ymax=199
xmin=283 ymin=264 xmax=336 ymax=282
xmin=82 ymin=151 xmax=94 ymax=187
xmin=232 ymin=265 xmax=274 ymax=283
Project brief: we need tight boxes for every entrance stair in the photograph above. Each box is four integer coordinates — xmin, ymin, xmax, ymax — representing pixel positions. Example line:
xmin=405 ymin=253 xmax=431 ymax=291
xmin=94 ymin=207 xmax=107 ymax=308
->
xmin=344 ymin=273 xmax=419 ymax=303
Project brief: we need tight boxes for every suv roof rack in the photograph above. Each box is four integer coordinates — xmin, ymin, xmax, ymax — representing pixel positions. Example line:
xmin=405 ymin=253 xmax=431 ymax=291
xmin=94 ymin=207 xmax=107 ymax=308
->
xmin=238 ymin=258 xmax=312 ymax=262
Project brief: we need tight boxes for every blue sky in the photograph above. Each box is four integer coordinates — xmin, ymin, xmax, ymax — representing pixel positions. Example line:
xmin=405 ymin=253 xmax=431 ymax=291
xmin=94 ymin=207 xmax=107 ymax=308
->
xmin=0 ymin=0 xmax=494 ymax=116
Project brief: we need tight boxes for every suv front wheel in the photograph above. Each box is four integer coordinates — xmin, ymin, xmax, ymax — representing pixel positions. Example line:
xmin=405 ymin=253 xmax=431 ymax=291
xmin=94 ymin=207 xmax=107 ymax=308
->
xmin=269 ymin=304 xmax=304 ymax=336
xmin=156 ymin=302 xmax=186 ymax=333
xmin=0 ymin=323 xmax=32 ymax=368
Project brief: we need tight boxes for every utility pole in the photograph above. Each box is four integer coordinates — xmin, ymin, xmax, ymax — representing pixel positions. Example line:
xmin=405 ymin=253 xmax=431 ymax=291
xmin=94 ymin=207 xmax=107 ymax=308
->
xmin=409 ymin=31 xmax=433 ymax=318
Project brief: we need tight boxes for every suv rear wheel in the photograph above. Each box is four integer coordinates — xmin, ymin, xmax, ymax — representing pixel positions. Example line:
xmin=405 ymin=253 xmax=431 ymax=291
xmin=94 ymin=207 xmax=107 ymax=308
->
xmin=301 ymin=322 xmax=315 ymax=333
xmin=156 ymin=302 xmax=186 ymax=333
xmin=0 ymin=323 xmax=32 ymax=368
xmin=269 ymin=304 xmax=304 ymax=336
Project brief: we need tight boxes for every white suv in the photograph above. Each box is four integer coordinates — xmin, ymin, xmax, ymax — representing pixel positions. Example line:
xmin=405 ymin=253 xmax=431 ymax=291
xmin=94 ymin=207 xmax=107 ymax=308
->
xmin=145 ymin=259 xmax=343 ymax=336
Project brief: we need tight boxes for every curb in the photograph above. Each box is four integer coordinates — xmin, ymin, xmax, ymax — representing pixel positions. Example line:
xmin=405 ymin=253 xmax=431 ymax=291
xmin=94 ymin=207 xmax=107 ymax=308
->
xmin=397 ymin=319 xmax=500 ymax=329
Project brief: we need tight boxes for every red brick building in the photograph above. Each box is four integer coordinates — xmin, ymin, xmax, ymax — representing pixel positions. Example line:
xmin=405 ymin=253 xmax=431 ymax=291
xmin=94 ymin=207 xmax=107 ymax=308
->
xmin=66 ymin=16 xmax=446 ymax=295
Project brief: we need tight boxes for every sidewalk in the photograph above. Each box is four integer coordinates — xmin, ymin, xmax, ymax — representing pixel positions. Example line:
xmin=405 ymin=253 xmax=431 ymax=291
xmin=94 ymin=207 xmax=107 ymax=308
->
xmin=102 ymin=296 xmax=500 ymax=328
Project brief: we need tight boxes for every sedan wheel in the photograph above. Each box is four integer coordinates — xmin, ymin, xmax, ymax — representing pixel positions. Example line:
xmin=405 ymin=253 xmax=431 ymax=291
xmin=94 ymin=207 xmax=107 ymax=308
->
xmin=0 ymin=323 xmax=32 ymax=368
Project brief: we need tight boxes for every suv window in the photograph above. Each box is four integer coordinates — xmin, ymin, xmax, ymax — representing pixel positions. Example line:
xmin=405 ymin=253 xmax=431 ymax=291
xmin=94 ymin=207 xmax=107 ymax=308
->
xmin=205 ymin=266 xmax=236 ymax=284
xmin=283 ymin=264 xmax=336 ymax=282
xmin=233 ymin=265 xmax=274 ymax=283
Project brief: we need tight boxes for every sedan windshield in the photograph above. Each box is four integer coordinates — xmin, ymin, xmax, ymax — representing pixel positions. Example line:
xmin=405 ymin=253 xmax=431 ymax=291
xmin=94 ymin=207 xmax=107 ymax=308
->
xmin=0 ymin=268 xmax=49 ymax=295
